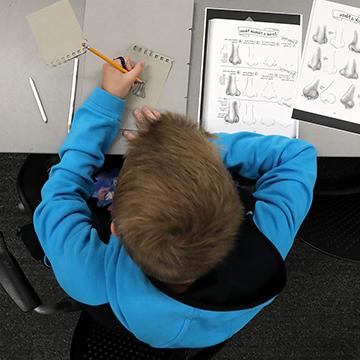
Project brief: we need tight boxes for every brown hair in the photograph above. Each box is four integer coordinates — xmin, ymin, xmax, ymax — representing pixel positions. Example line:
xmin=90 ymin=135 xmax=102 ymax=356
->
xmin=111 ymin=112 xmax=244 ymax=284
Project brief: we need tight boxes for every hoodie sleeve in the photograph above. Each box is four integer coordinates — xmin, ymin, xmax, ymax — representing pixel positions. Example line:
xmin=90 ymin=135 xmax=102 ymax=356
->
xmin=33 ymin=87 xmax=125 ymax=305
xmin=211 ymin=132 xmax=317 ymax=258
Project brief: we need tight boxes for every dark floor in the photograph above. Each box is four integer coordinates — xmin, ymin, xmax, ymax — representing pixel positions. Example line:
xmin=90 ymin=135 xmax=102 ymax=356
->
xmin=0 ymin=153 xmax=359 ymax=360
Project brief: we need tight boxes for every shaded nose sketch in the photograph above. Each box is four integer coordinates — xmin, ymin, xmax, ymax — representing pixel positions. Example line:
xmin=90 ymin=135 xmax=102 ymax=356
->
xmin=330 ymin=28 xmax=345 ymax=49
xmin=313 ymin=25 xmax=328 ymax=45
xmin=131 ymin=82 xmax=146 ymax=98
xmin=225 ymin=74 xmax=241 ymax=96
xmin=303 ymin=79 xmax=320 ymax=100
xmin=349 ymin=30 xmax=360 ymax=54
xmin=339 ymin=58 xmax=358 ymax=80
xmin=224 ymin=101 xmax=240 ymax=124
xmin=308 ymin=47 xmax=322 ymax=71
xmin=229 ymin=43 xmax=241 ymax=65
xmin=340 ymin=84 xmax=356 ymax=109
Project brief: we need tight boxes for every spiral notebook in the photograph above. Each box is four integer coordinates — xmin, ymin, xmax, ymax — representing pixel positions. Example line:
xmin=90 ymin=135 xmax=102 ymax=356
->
xmin=26 ymin=0 xmax=86 ymax=67
xmin=124 ymin=44 xmax=174 ymax=112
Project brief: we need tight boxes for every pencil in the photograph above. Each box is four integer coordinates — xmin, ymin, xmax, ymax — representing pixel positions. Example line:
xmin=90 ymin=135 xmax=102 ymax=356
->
xmin=87 ymin=46 xmax=144 ymax=83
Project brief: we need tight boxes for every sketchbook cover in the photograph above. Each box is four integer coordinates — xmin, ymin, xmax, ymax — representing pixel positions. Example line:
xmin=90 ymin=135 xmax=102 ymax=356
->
xmin=292 ymin=0 xmax=360 ymax=134
xmin=79 ymin=0 xmax=193 ymax=135
xmin=198 ymin=8 xmax=302 ymax=138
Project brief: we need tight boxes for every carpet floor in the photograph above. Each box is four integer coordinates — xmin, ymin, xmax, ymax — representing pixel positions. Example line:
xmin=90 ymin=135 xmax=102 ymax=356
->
xmin=0 ymin=153 xmax=359 ymax=360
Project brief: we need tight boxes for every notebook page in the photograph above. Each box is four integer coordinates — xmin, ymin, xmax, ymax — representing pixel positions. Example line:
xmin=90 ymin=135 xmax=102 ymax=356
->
xmin=124 ymin=45 xmax=173 ymax=111
xmin=26 ymin=0 xmax=86 ymax=66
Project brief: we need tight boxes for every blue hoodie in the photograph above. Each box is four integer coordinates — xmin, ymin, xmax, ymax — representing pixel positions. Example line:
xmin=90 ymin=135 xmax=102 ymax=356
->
xmin=33 ymin=87 xmax=317 ymax=348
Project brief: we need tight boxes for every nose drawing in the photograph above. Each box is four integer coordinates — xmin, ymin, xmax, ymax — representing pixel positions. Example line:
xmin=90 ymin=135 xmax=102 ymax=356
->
xmin=349 ymin=30 xmax=360 ymax=54
xmin=308 ymin=47 xmax=322 ymax=71
xmin=303 ymin=79 xmax=320 ymax=100
xmin=225 ymin=74 xmax=241 ymax=96
xmin=330 ymin=28 xmax=345 ymax=49
xmin=131 ymin=82 xmax=146 ymax=98
xmin=243 ymin=77 xmax=257 ymax=98
xmin=339 ymin=58 xmax=358 ymax=80
xmin=320 ymin=80 xmax=336 ymax=105
xmin=261 ymin=81 xmax=277 ymax=100
xmin=224 ymin=101 xmax=240 ymax=124
xmin=313 ymin=25 xmax=328 ymax=45
xmin=229 ymin=43 xmax=241 ymax=65
xmin=324 ymin=51 xmax=337 ymax=75
xmin=340 ymin=84 xmax=356 ymax=109
xmin=242 ymin=104 xmax=256 ymax=125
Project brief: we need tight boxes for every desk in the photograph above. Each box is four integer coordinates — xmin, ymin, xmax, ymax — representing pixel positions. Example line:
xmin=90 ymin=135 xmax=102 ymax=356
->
xmin=1 ymin=0 xmax=359 ymax=155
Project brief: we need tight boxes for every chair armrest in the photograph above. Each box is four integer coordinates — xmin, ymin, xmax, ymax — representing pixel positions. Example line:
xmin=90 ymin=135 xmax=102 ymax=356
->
xmin=0 ymin=231 xmax=41 ymax=312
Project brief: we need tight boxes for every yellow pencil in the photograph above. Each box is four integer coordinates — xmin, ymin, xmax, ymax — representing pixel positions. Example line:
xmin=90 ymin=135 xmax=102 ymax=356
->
xmin=86 ymin=46 xmax=144 ymax=83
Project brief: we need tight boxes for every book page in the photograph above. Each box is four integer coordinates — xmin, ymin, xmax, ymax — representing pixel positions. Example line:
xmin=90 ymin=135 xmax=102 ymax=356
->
xmin=292 ymin=0 xmax=360 ymax=134
xmin=202 ymin=17 xmax=301 ymax=137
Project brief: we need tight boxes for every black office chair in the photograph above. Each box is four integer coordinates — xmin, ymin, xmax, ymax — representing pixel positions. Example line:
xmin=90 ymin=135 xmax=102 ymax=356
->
xmin=298 ymin=157 xmax=360 ymax=262
xmin=0 ymin=154 xmax=229 ymax=360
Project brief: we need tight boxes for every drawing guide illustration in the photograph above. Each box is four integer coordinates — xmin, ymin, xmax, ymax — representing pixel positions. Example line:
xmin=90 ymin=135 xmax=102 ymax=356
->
xmin=201 ymin=13 xmax=302 ymax=137
xmin=349 ymin=30 xmax=360 ymax=53
xmin=320 ymin=79 xmax=337 ymax=104
xmin=293 ymin=0 xmax=360 ymax=133
xmin=225 ymin=101 xmax=240 ymax=123
xmin=308 ymin=47 xmax=322 ymax=71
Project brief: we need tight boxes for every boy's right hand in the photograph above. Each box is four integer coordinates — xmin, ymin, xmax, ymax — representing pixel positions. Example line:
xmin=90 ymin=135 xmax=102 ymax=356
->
xmin=102 ymin=57 xmax=145 ymax=99
xmin=123 ymin=106 xmax=161 ymax=141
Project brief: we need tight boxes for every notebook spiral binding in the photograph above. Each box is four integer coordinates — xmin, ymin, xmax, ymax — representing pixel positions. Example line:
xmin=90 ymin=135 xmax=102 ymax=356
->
xmin=131 ymin=44 xmax=173 ymax=64
xmin=50 ymin=39 xmax=88 ymax=67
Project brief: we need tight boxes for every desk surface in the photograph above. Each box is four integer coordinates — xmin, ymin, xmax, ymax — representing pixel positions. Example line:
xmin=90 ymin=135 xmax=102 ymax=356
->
xmin=1 ymin=0 xmax=359 ymax=156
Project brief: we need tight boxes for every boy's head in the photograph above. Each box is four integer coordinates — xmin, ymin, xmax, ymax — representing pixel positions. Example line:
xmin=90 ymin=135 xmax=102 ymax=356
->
xmin=111 ymin=112 xmax=244 ymax=285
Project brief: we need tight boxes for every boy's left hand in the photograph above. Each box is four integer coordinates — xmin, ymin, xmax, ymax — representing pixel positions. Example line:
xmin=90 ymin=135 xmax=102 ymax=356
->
xmin=123 ymin=106 xmax=161 ymax=141
xmin=101 ymin=57 xmax=145 ymax=99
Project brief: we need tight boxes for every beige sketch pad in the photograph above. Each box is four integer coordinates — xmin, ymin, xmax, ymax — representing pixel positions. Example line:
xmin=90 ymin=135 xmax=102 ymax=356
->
xmin=26 ymin=0 xmax=86 ymax=66
xmin=124 ymin=44 xmax=174 ymax=111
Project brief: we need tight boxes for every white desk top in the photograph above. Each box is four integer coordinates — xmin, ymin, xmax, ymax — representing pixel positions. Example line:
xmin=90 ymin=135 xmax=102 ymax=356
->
xmin=1 ymin=0 xmax=359 ymax=155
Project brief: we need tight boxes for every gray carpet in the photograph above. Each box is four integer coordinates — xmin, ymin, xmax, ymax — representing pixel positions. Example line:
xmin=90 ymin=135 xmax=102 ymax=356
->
xmin=0 ymin=153 xmax=359 ymax=360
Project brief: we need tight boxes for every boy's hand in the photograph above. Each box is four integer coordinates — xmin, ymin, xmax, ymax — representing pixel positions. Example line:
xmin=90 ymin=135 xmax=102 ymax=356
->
xmin=101 ymin=57 xmax=145 ymax=99
xmin=123 ymin=106 xmax=161 ymax=141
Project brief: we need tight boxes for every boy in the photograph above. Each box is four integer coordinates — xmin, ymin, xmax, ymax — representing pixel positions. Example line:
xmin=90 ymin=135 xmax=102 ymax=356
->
xmin=34 ymin=58 xmax=317 ymax=348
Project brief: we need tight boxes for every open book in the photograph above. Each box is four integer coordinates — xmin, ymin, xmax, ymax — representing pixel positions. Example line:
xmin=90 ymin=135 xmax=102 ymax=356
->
xmin=199 ymin=9 xmax=302 ymax=138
